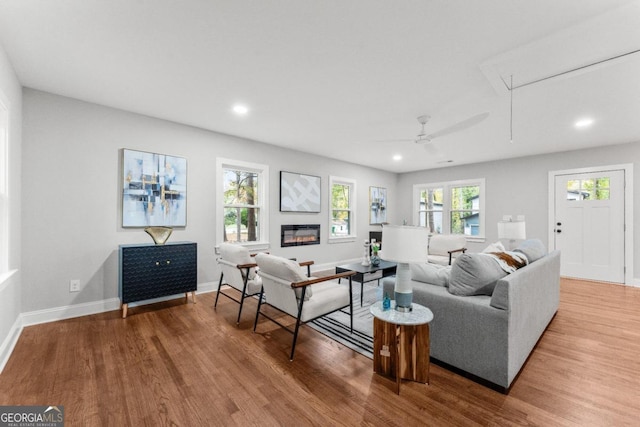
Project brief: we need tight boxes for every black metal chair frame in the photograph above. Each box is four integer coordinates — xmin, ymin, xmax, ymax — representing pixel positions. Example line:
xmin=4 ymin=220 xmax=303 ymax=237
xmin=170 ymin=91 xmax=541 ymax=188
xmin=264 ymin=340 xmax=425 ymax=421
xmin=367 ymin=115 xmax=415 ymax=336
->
xmin=215 ymin=261 xmax=261 ymax=325
xmin=253 ymin=271 xmax=355 ymax=361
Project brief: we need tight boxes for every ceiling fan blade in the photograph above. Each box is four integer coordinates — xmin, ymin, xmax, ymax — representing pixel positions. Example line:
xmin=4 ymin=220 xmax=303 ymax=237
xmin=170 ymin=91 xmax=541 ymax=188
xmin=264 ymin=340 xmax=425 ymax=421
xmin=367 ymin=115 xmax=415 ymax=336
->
xmin=369 ymin=138 xmax=414 ymax=143
xmin=425 ymin=112 xmax=489 ymax=140
xmin=424 ymin=141 xmax=443 ymax=157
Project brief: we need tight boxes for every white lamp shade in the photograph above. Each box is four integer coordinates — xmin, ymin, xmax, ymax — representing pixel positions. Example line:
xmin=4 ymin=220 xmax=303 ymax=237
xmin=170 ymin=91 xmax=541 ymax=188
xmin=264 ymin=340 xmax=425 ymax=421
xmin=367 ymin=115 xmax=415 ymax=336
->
xmin=497 ymin=221 xmax=526 ymax=240
xmin=379 ymin=225 xmax=429 ymax=263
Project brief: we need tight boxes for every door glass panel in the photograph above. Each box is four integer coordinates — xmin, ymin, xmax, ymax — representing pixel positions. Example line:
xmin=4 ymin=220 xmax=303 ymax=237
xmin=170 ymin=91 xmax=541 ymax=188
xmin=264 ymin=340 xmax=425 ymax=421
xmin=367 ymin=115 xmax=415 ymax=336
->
xmin=566 ymin=177 xmax=610 ymax=201
xmin=596 ymin=177 xmax=610 ymax=200
xmin=567 ymin=180 xmax=580 ymax=191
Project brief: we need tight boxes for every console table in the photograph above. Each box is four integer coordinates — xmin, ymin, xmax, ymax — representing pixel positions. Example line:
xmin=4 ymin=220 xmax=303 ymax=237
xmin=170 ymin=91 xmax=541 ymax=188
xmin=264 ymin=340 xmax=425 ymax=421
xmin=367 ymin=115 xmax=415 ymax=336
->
xmin=370 ymin=302 xmax=433 ymax=394
xmin=119 ymin=242 xmax=197 ymax=318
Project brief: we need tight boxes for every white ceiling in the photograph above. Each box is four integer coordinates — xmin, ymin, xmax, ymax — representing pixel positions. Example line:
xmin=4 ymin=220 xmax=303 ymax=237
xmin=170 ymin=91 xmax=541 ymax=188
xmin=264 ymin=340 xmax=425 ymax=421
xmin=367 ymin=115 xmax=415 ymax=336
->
xmin=1 ymin=0 xmax=639 ymax=173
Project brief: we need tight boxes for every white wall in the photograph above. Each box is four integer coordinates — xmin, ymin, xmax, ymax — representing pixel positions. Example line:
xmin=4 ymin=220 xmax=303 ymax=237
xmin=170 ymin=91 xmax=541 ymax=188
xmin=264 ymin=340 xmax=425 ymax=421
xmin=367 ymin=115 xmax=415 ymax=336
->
xmin=21 ymin=89 xmax=397 ymax=313
xmin=396 ymin=142 xmax=640 ymax=280
xmin=0 ymin=42 xmax=23 ymax=371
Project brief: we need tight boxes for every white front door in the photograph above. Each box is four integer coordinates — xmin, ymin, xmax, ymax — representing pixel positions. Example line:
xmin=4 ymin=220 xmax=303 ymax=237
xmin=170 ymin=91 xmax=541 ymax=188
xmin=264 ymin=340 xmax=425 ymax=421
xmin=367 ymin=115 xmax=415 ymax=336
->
xmin=553 ymin=169 xmax=625 ymax=283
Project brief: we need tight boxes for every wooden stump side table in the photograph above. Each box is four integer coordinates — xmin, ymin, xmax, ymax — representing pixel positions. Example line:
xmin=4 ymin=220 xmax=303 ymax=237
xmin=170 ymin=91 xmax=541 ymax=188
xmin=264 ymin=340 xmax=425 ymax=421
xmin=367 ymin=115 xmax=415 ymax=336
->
xmin=370 ymin=301 xmax=434 ymax=394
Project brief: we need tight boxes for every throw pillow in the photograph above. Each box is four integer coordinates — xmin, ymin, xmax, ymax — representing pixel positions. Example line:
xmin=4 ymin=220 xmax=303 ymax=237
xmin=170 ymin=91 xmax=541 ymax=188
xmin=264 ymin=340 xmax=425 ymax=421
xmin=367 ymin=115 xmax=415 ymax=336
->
xmin=448 ymin=253 xmax=508 ymax=296
xmin=514 ymin=239 xmax=547 ymax=263
xmin=482 ymin=241 xmax=506 ymax=253
xmin=410 ymin=263 xmax=451 ymax=287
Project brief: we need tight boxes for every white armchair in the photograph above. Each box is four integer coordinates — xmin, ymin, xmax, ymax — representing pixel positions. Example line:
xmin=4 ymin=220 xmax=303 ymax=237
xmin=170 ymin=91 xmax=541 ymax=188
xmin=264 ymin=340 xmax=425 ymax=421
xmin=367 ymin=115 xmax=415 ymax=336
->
xmin=428 ymin=234 xmax=467 ymax=265
xmin=215 ymin=243 xmax=262 ymax=324
xmin=253 ymin=253 xmax=355 ymax=360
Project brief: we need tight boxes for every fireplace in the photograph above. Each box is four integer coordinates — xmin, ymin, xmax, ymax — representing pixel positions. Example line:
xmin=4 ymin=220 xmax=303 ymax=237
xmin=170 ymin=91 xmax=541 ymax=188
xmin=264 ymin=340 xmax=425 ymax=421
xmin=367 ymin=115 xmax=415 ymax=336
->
xmin=281 ymin=224 xmax=321 ymax=247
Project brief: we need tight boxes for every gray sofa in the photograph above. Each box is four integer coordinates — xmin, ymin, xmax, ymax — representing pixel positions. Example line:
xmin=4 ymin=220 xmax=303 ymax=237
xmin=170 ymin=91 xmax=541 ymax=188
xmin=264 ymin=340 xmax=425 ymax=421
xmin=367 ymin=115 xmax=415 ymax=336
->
xmin=383 ymin=247 xmax=560 ymax=392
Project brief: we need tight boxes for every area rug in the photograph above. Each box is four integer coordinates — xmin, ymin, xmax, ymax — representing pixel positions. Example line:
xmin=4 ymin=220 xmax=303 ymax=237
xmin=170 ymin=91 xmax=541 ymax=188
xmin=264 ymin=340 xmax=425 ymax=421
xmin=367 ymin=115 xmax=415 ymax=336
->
xmin=308 ymin=281 xmax=379 ymax=359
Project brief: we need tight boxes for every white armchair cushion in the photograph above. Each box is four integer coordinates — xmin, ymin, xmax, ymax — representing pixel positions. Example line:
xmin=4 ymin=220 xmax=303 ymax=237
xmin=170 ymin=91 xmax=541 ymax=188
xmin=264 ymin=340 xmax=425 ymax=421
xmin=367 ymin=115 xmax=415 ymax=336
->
xmin=219 ymin=243 xmax=257 ymax=279
xmin=428 ymin=234 xmax=467 ymax=265
xmin=299 ymin=282 xmax=350 ymax=322
xmin=429 ymin=234 xmax=467 ymax=256
xmin=255 ymin=253 xmax=312 ymax=300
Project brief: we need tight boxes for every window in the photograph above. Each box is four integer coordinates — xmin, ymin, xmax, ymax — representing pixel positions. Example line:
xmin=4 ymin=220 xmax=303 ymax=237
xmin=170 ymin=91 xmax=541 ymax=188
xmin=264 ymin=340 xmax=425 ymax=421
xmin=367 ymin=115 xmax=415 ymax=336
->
xmin=414 ymin=178 xmax=485 ymax=239
xmin=329 ymin=176 xmax=356 ymax=242
xmin=216 ymin=158 xmax=269 ymax=249
xmin=0 ymin=100 xmax=7 ymax=275
xmin=567 ymin=177 xmax=610 ymax=201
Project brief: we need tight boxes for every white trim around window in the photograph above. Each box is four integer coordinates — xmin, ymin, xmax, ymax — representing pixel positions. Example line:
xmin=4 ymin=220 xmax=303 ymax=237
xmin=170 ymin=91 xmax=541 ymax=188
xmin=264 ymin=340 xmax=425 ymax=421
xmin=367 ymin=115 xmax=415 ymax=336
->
xmin=413 ymin=178 xmax=486 ymax=242
xmin=216 ymin=157 xmax=270 ymax=251
xmin=328 ymin=175 xmax=357 ymax=243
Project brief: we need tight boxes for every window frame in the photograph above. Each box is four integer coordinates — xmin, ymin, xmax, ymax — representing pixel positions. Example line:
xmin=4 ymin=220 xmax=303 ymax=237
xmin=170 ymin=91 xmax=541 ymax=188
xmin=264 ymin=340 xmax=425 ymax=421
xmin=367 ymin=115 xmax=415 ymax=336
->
xmin=216 ymin=158 xmax=270 ymax=251
xmin=328 ymin=175 xmax=357 ymax=243
xmin=413 ymin=178 xmax=486 ymax=242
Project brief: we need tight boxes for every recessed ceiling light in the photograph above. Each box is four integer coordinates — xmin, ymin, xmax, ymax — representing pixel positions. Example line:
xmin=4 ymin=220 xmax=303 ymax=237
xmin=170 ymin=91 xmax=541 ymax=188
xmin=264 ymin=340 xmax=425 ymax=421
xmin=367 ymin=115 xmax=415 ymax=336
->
xmin=393 ymin=154 xmax=402 ymax=161
xmin=232 ymin=104 xmax=249 ymax=115
xmin=575 ymin=118 xmax=594 ymax=128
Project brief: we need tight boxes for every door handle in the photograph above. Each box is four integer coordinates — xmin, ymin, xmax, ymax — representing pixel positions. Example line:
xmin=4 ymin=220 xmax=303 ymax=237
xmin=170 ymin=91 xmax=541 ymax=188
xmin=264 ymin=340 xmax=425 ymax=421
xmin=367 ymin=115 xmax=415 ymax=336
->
xmin=556 ymin=229 xmax=562 ymax=233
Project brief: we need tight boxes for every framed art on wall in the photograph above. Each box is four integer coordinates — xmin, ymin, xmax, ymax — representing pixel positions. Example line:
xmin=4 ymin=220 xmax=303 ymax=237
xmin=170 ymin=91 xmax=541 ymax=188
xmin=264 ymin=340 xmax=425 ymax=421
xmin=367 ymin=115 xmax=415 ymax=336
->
xmin=369 ymin=186 xmax=387 ymax=225
xmin=279 ymin=171 xmax=321 ymax=213
xmin=122 ymin=149 xmax=187 ymax=227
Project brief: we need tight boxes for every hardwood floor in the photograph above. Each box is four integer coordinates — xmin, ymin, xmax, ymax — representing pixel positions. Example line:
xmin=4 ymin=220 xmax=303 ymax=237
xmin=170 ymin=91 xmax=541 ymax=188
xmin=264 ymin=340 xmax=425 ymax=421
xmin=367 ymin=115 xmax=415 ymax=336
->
xmin=1 ymin=278 xmax=639 ymax=426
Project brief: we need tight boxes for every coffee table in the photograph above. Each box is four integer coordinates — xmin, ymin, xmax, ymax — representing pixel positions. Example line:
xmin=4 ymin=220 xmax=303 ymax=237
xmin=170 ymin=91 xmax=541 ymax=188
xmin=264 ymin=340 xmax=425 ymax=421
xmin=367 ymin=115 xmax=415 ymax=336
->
xmin=335 ymin=261 xmax=397 ymax=306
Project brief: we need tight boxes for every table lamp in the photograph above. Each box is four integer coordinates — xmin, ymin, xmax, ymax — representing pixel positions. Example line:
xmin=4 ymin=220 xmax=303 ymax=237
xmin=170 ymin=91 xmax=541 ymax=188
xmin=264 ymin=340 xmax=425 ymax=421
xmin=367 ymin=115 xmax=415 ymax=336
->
xmin=498 ymin=215 xmax=526 ymax=250
xmin=379 ymin=225 xmax=429 ymax=312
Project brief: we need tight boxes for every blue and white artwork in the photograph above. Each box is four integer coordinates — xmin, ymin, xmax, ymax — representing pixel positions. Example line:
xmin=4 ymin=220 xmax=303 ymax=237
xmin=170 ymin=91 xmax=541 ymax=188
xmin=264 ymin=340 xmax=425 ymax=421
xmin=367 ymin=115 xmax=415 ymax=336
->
xmin=122 ymin=149 xmax=187 ymax=227
xmin=369 ymin=186 xmax=387 ymax=225
xmin=280 ymin=171 xmax=321 ymax=213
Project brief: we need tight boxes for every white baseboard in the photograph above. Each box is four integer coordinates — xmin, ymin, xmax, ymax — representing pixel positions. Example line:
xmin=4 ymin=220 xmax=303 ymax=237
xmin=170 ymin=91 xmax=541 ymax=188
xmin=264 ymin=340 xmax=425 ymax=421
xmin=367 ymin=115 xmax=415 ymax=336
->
xmin=632 ymin=278 xmax=640 ymax=288
xmin=21 ymin=282 xmax=219 ymax=327
xmin=196 ymin=281 xmax=217 ymax=294
xmin=0 ymin=315 xmax=23 ymax=374
xmin=21 ymin=298 xmax=122 ymax=327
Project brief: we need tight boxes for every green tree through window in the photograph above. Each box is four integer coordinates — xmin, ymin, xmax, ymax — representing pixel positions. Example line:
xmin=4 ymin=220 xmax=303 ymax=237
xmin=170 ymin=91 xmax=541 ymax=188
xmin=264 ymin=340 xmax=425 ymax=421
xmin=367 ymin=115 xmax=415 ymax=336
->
xmin=223 ymin=169 xmax=259 ymax=242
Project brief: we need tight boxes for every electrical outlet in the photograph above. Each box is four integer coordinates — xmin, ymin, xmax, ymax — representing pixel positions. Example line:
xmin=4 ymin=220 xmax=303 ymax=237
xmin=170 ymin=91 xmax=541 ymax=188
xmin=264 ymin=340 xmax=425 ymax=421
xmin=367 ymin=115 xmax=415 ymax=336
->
xmin=69 ymin=279 xmax=80 ymax=292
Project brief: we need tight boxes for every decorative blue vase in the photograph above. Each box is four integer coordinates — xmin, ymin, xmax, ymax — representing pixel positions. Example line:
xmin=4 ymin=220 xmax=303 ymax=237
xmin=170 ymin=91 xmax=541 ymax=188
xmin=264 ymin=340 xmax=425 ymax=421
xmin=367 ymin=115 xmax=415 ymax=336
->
xmin=382 ymin=293 xmax=391 ymax=311
xmin=371 ymin=254 xmax=381 ymax=266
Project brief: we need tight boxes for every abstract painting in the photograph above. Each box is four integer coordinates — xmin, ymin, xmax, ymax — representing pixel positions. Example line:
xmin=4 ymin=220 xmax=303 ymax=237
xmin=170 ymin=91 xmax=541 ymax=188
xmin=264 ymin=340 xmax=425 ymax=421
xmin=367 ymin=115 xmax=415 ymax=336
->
xmin=369 ymin=186 xmax=387 ymax=225
xmin=122 ymin=149 xmax=187 ymax=227
xmin=280 ymin=171 xmax=321 ymax=212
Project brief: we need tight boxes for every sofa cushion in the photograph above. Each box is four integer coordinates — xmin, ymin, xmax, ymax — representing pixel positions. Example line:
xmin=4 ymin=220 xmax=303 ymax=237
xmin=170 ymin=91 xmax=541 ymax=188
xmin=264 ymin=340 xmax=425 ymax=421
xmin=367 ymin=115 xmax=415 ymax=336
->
xmin=448 ymin=253 xmax=508 ymax=296
xmin=411 ymin=263 xmax=451 ymax=287
xmin=514 ymin=239 xmax=547 ymax=263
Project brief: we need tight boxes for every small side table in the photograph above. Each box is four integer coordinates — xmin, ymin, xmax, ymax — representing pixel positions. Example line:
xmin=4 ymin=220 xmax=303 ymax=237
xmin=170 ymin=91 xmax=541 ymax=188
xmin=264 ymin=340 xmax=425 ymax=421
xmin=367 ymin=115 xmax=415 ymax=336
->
xmin=370 ymin=302 xmax=434 ymax=394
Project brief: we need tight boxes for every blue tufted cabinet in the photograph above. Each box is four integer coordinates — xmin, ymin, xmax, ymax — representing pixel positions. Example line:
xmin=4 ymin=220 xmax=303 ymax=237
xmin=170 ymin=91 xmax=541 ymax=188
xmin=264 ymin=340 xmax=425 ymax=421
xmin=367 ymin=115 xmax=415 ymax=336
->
xmin=119 ymin=242 xmax=197 ymax=318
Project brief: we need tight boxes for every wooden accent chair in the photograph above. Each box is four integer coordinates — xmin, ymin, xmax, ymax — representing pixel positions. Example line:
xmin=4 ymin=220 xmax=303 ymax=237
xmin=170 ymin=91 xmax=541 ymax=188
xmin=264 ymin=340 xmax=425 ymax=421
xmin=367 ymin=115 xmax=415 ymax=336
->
xmin=428 ymin=234 xmax=467 ymax=265
xmin=253 ymin=253 xmax=356 ymax=361
xmin=215 ymin=243 xmax=263 ymax=324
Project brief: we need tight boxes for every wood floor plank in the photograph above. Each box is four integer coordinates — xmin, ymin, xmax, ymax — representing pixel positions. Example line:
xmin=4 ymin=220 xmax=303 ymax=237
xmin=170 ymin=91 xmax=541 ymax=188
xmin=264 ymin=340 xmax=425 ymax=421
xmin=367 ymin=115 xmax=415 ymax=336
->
xmin=1 ymin=278 xmax=639 ymax=426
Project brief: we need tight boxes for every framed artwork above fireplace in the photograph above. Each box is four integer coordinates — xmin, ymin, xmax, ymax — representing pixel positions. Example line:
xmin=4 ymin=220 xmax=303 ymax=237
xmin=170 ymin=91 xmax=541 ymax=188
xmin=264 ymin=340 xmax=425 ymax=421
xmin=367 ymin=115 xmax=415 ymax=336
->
xmin=280 ymin=171 xmax=321 ymax=213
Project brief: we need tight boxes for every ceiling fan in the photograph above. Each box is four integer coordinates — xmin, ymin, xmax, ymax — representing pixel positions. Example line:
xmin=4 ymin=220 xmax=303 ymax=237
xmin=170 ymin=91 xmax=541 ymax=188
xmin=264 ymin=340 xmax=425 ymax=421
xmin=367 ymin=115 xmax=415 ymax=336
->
xmin=380 ymin=112 xmax=490 ymax=156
